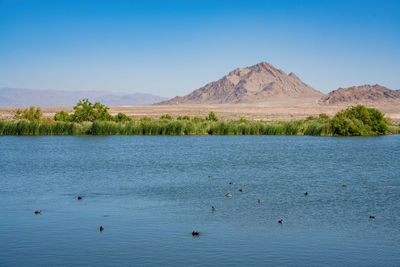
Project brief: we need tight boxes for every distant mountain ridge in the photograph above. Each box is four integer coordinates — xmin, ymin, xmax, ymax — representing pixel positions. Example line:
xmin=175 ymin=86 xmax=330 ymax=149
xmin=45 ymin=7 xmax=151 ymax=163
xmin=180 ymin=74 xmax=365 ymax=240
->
xmin=2 ymin=63 xmax=398 ymax=108
xmin=0 ymin=88 xmax=167 ymax=107
xmin=157 ymin=62 xmax=325 ymax=105
xmin=321 ymin=84 xmax=400 ymax=105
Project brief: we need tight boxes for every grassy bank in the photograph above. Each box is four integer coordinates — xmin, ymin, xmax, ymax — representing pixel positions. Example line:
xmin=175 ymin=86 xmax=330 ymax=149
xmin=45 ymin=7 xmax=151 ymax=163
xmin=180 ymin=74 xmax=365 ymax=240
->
xmin=0 ymin=119 xmax=334 ymax=136
xmin=1 ymin=119 xmax=398 ymax=137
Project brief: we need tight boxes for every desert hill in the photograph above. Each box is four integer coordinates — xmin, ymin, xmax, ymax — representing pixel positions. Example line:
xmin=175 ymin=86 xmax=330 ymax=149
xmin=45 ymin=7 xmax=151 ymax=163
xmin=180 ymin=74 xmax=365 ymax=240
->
xmin=157 ymin=62 xmax=324 ymax=105
xmin=321 ymin=84 xmax=400 ymax=105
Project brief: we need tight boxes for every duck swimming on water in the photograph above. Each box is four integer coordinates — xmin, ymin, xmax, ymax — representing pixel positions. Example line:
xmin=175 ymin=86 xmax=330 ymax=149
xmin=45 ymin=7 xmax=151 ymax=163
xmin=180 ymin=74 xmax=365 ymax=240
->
xmin=192 ymin=231 xmax=200 ymax=236
xmin=77 ymin=196 xmax=82 ymax=200
xmin=34 ymin=210 xmax=41 ymax=214
xmin=211 ymin=206 xmax=217 ymax=212
xmin=99 ymin=226 xmax=104 ymax=232
xmin=225 ymin=193 xmax=232 ymax=197
xmin=278 ymin=219 xmax=283 ymax=224
xmin=304 ymin=192 xmax=309 ymax=196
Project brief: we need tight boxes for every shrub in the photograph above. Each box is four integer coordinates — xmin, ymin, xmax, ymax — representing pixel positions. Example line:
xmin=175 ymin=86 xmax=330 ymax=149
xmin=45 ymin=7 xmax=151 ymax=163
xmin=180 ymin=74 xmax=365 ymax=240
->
xmin=160 ymin=114 xmax=173 ymax=120
xmin=14 ymin=107 xmax=43 ymax=121
xmin=318 ymin=113 xmax=330 ymax=120
xmin=330 ymin=105 xmax=388 ymax=136
xmin=114 ymin=113 xmax=132 ymax=122
xmin=177 ymin=115 xmax=190 ymax=120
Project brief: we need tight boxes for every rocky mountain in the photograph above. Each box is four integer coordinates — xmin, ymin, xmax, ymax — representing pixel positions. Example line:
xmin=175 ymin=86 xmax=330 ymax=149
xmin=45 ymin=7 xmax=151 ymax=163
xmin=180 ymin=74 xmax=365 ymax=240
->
xmin=321 ymin=84 xmax=400 ymax=105
xmin=157 ymin=62 xmax=324 ymax=105
xmin=0 ymin=88 xmax=167 ymax=107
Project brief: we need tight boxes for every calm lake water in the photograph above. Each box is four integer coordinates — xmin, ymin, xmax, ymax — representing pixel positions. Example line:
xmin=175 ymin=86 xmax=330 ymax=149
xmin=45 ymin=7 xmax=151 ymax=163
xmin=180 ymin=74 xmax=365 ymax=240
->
xmin=0 ymin=135 xmax=399 ymax=266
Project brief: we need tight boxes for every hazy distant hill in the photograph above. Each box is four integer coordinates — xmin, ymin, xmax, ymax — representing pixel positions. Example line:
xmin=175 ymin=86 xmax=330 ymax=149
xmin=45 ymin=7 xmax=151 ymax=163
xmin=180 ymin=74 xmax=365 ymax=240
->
xmin=157 ymin=62 xmax=324 ymax=105
xmin=0 ymin=88 xmax=167 ymax=107
xmin=321 ymin=84 xmax=400 ymax=105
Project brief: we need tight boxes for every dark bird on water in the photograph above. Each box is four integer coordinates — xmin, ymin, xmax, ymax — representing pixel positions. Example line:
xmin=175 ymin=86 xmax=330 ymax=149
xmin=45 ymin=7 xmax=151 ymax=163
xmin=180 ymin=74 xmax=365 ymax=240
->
xmin=229 ymin=182 xmax=233 ymax=184
xmin=239 ymin=189 xmax=243 ymax=192
xmin=370 ymin=216 xmax=375 ymax=219
xmin=77 ymin=196 xmax=82 ymax=200
xmin=208 ymin=176 xmax=212 ymax=178
xmin=342 ymin=184 xmax=347 ymax=187
xmin=212 ymin=206 xmax=217 ymax=212
xmin=304 ymin=192 xmax=309 ymax=196
xmin=34 ymin=210 xmax=41 ymax=214
xmin=258 ymin=199 xmax=262 ymax=203
xmin=99 ymin=226 xmax=104 ymax=232
xmin=278 ymin=219 xmax=283 ymax=224
xmin=192 ymin=231 xmax=200 ymax=236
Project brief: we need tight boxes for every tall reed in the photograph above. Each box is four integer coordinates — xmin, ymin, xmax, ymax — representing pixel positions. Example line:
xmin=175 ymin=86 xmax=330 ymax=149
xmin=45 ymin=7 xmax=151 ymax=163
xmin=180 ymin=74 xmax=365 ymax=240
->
xmin=0 ymin=118 xmax=395 ymax=136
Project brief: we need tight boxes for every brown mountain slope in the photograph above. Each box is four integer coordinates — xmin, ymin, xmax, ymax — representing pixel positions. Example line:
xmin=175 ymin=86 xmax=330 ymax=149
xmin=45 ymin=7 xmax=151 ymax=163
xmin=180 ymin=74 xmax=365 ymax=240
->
xmin=321 ymin=84 xmax=400 ymax=105
xmin=157 ymin=62 xmax=324 ymax=105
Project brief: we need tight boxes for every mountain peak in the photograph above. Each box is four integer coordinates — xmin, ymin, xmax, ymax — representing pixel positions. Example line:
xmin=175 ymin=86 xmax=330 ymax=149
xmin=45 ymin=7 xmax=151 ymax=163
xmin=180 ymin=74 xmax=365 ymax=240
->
xmin=157 ymin=62 xmax=324 ymax=105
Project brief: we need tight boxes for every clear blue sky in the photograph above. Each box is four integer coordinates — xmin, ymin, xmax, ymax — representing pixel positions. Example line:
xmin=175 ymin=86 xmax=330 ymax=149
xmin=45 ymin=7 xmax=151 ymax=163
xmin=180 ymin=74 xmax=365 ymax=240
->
xmin=0 ymin=0 xmax=399 ymax=97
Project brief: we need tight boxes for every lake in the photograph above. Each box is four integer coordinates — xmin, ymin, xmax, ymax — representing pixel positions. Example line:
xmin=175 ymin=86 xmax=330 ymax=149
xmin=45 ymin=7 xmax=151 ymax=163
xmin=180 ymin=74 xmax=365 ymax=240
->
xmin=0 ymin=135 xmax=399 ymax=266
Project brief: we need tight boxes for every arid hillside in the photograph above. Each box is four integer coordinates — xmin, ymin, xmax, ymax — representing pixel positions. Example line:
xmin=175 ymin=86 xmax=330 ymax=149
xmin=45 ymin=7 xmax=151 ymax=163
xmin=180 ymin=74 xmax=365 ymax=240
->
xmin=321 ymin=84 xmax=400 ymax=105
xmin=158 ymin=62 xmax=324 ymax=105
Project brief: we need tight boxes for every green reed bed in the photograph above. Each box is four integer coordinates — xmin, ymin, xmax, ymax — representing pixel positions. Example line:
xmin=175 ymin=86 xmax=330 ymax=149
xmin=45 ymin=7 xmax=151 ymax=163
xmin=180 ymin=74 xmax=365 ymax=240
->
xmin=1 ymin=103 xmax=394 ymax=137
xmin=388 ymin=125 xmax=400 ymax=134
xmin=0 ymin=119 xmax=334 ymax=136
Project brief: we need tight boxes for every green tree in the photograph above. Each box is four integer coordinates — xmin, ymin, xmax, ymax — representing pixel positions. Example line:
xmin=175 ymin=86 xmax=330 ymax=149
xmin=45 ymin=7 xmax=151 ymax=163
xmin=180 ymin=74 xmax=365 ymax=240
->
xmin=206 ymin=111 xmax=219 ymax=121
xmin=330 ymin=105 xmax=388 ymax=136
xmin=54 ymin=111 xmax=73 ymax=122
xmin=71 ymin=99 xmax=112 ymax=122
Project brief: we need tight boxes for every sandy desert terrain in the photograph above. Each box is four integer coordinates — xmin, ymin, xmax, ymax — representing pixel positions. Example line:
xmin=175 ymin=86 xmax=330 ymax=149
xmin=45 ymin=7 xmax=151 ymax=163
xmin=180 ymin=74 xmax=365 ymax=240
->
xmin=1 ymin=103 xmax=399 ymax=124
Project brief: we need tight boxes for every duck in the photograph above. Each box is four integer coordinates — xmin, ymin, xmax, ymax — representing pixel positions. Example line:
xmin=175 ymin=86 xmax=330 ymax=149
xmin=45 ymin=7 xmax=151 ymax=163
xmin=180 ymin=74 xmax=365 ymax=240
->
xmin=208 ymin=176 xmax=212 ymax=178
xmin=278 ymin=219 xmax=283 ymax=224
xmin=304 ymin=192 xmax=309 ymax=196
xmin=258 ymin=199 xmax=262 ymax=203
xmin=211 ymin=206 xmax=217 ymax=212
xmin=229 ymin=182 xmax=233 ymax=185
xmin=99 ymin=226 xmax=104 ymax=232
xmin=77 ymin=196 xmax=82 ymax=200
xmin=34 ymin=210 xmax=41 ymax=214
xmin=369 ymin=216 xmax=375 ymax=219
xmin=225 ymin=193 xmax=232 ymax=197
xmin=192 ymin=231 xmax=200 ymax=236
xmin=238 ymin=189 xmax=243 ymax=192
xmin=342 ymin=184 xmax=347 ymax=187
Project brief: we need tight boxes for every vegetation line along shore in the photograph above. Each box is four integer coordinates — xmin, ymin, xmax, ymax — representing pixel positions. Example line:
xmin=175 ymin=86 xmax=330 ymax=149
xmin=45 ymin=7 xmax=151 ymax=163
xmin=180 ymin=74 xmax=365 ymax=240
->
xmin=0 ymin=99 xmax=399 ymax=136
